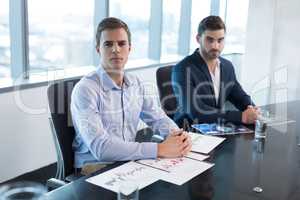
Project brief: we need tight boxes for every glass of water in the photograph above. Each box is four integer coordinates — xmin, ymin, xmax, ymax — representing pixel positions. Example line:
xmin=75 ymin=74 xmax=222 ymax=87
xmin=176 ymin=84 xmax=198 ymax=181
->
xmin=255 ymin=119 xmax=267 ymax=139
xmin=0 ymin=181 xmax=47 ymax=200
xmin=117 ymin=180 xmax=139 ymax=200
xmin=259 ymin=109 xmax=270 ymax=121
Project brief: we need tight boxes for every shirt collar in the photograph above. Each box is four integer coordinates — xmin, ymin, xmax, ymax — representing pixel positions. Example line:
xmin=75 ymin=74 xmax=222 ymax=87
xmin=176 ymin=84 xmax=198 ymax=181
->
xmin=96 ymin=65 xmax=132 ymax=91
xmin=215 ymin=58 xmax=221 ymax=69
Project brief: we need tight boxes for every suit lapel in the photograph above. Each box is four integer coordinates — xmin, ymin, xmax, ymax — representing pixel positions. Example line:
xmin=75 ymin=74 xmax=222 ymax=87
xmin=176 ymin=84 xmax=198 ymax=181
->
xmin=192 ymin=50 xmax=216 ymax=106
xmin=217 ymin=61 xmax=224 ymax=107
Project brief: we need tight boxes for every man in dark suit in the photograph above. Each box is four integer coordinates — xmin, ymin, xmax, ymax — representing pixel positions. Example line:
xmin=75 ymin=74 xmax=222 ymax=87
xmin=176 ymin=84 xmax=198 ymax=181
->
xmin=172 ymin=16 xmax=259 ymax=127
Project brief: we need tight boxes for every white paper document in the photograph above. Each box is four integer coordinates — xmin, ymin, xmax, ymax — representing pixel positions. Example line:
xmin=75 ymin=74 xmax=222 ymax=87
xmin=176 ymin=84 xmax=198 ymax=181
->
xmin=86 ymin=161 xmax=162 ymax=193
xmin=189 ymin=132 xmax=225 ymax=154
xmin=162 ymin=159 xmax=214 ymax=185
xmin=185 ymin=152 xmax=209 ymax=161
xmin=137 ymin=157 xmax=214 ymax=185
xmin=137 ymin=154 xmax=209 ymax=173
xmin=137 ymin=157 xmax=188 ymax=173
xmin=86 ymin=132 xmax=223 ymax=192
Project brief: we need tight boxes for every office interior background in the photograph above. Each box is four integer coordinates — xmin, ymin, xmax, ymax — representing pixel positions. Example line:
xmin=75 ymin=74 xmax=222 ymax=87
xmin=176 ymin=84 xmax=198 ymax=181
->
xmin=0 ymin=0 xmax=299 ymax=183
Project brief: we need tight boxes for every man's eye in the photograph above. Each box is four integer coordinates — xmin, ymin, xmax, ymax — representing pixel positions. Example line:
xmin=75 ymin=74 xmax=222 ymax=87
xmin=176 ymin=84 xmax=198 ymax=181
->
xmin=207 ymin=38 xmax=214 ymax=43
xmin=118 ymin=41 xmax=127 ymax=46
xmin=104 ymin=42 xmax=113 ymax=47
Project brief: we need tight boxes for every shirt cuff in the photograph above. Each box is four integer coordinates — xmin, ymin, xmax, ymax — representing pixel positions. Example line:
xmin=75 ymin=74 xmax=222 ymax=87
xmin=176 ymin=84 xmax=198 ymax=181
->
xmin=141 ymin=142 xmax=158 ymax=159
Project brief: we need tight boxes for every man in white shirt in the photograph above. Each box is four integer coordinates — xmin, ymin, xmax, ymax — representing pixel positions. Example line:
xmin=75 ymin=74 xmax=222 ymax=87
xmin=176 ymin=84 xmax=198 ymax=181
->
xmin=71 ymin=17 xmax=192 ymax=170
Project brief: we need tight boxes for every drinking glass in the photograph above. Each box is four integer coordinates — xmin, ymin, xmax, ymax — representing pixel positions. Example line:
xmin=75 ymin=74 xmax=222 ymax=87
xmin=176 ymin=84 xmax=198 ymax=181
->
xmin=0 ymin=181 xmax=47 ymax=200
xmin=117 ymin=180 xmax=139 ymax=200
xmin=255 ymin=109 xmax=269 ymax=139
xmin=255 ymin=119 xmax=267 ymax=139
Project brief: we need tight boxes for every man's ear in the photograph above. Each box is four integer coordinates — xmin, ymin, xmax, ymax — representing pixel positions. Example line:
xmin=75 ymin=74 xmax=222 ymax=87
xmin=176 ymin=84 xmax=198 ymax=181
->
xmin=96 ymin=46 xmax=100 ymax=54
xmin=128 ymin=45 xmax=131 ymax=52
xmin=196 ymin=34 xmax=201 ymax=44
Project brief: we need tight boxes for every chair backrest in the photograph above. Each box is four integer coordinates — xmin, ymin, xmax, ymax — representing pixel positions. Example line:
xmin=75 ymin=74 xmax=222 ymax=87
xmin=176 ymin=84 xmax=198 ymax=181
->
xmin=156 ymin=65 xmax=177 ymax=119
xmin=47 ymin=78 xmax=80 ymax=178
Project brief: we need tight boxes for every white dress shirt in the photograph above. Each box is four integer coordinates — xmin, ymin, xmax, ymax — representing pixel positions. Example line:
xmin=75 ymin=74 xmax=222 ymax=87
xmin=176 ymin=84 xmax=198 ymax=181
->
xmin=71 ymin=66 xmax=178 ymax=168
xmin=209 ymin=59 xmax=221 ymax=104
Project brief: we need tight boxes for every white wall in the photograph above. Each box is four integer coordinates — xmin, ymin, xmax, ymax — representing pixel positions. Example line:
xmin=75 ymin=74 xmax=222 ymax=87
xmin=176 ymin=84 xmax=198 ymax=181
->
xmin=0 ymin=66 xmax=159 ymax=183
xmin=243 ymin=0 xmax=300 ymax=105
xmin=0 ymin=86 xmax=56 ymax=182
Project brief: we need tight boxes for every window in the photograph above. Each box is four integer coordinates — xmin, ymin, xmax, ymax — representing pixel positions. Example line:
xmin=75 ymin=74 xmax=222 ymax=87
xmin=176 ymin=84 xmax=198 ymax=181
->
xmin=161 ymin=0 xmax=181 ymax=60
xmin=222 ymin=0 xmax=249 ymax=54
xmin=0 ymin=0 xmax=251 ymax=88
xmin=109 ymin=0 xmax=150 ymax=60
xmin=27 ymin=0 xmax=94 ymax=73
xmin=0 ymin=0 xmax=10 ymax=78
xmin=189 ymin=0 xmax=211 ymax=53
xmin=219 ymin=0 xmax=227 ymax=20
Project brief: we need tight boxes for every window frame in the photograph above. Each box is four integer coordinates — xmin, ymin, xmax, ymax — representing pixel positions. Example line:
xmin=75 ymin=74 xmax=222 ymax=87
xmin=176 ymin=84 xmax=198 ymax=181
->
xmin=2 ymin=0 xmax=248 ymax=93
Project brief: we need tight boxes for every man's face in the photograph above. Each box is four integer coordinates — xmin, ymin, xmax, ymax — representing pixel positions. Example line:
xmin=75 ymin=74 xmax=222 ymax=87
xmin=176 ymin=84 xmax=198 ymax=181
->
xmin=96 ymin=28 xmax=131 ymax=72
xmin=197 ymin=29 xmax=225 ymax=60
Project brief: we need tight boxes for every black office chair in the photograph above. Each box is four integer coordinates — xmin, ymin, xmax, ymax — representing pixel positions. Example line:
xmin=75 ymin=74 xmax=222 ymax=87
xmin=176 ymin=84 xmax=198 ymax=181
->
xmin=46 ymin=78 xmax=83 ymax=189
xmin=156 ymin=65 xmax=178 ymax=120
xmin=46 ymin=78 xmax=160 ymax=190
xmin=156 ymin=65 xmax=193 ymax=129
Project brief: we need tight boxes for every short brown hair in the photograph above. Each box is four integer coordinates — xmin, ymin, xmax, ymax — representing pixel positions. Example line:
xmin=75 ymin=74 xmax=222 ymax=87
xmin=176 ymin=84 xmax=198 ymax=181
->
xmin=197 ymin=15 xmax=226 ymax=36
xmin=95 ymin=17 xmax=131 ymax=48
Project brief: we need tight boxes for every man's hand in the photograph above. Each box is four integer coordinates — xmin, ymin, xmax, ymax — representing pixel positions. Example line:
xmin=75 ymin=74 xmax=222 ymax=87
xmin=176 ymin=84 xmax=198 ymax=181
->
xmin=157 ymin=129 xmax=192 ymax=158
xmin=242 ymin=105 xmax=259 ymax=124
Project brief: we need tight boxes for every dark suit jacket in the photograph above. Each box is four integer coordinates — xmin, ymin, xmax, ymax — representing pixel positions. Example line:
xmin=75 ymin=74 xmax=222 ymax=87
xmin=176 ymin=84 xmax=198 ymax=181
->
xmin=172 ymin=49 xmax=253 ymax=126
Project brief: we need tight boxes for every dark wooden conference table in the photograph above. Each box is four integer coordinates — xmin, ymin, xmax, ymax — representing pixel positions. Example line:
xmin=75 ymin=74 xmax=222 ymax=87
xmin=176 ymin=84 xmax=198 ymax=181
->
xmin=46 ymin=101 xmax=300 ymax=200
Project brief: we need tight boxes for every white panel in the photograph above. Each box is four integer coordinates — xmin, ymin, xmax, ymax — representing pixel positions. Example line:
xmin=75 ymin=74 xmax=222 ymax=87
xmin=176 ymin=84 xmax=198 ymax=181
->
xmin=242 ymin=0 xmax=275 ymax=101
xmin=243 ymin=0 xmax=300 ymax=104
xmin=0 ymin=86 xmax=56 ymax=182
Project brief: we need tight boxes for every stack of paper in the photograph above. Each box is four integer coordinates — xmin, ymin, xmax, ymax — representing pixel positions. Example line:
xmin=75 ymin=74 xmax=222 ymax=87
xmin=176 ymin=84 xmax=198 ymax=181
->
xmin=137 ymin=157 xmax=214 ymax=185
xmin=189 ymin=132 xmax=225 ymax=154
xmin=86 ymin=132 xmax=225 ymax=193
xmin=185 ymin=152 xmax=209 ymax=161
xmin=86 ymin=161 xmax=162 ymax=193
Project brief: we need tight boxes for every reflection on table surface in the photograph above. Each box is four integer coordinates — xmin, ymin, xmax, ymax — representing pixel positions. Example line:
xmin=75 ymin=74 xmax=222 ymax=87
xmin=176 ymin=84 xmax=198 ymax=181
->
xmin=47 ymin=101 xmax=300 ymax=200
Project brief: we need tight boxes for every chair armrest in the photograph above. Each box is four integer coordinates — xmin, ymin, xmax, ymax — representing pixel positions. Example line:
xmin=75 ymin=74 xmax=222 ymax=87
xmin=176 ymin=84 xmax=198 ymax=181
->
xmin=65 ymin=173 xmax=84 ymax=182
xmin=135 ymin=127 xmax=164 ymax=143
xmin=135 ymin=127 xmax=153 ymax=142
xmin=150 ymin=134 xmax=164 ymax=143
xmin=46 ymin=178 xmax=67 ymax=191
